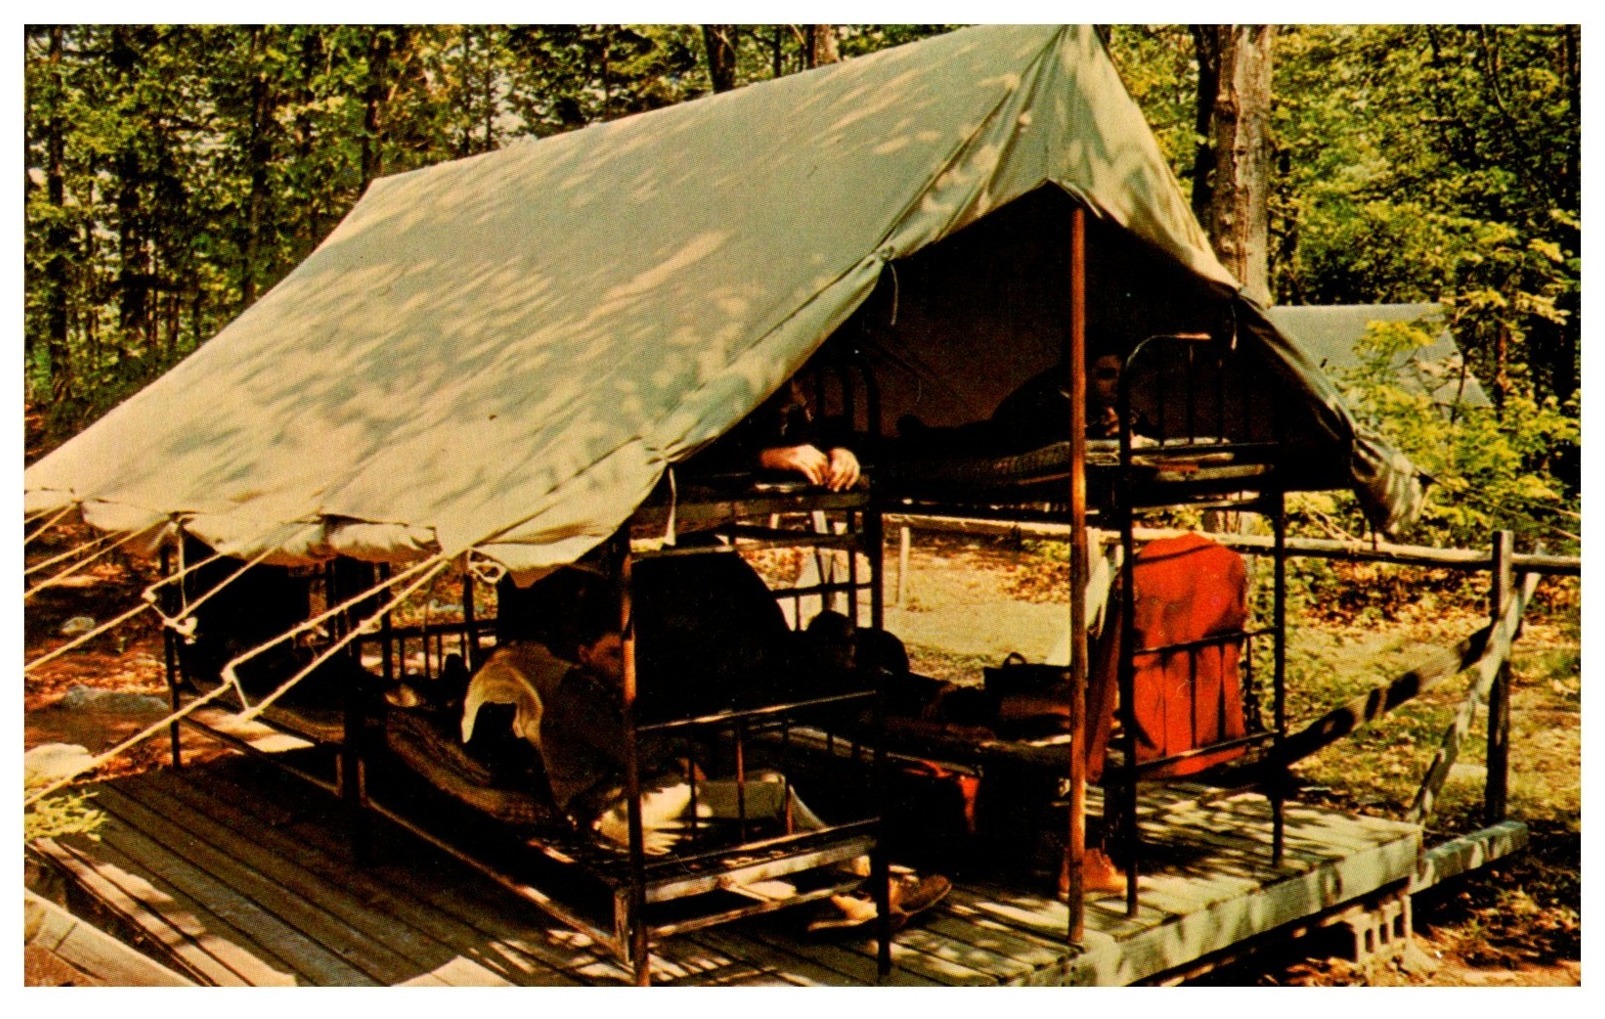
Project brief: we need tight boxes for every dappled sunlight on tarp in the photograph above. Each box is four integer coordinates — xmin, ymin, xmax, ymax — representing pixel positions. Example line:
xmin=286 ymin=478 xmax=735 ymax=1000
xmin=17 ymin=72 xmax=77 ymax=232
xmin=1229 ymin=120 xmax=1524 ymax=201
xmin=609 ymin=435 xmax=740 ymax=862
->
xmin=25 ymin=25 xmax=1420 ymax=573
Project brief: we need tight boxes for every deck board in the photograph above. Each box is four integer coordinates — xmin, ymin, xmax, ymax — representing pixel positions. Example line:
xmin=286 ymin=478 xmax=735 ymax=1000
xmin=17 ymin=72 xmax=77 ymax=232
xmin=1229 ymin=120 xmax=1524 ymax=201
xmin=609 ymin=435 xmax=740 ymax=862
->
xmin=31 ymin=836 xmax=273 ymax=987
xmin=177 ymin=761 xmax=621 ymax=985
xmin=30 ymin=754 xmax=1420 ymax=986
xmin=89 ymin=784 xmax=403 ymax=985
xmin=109 ymin=778 xmax=508 ymax=986
xmin=45 ymin=823 xmax=343 ymax=985
xmin=145 ymin=770 xmax=565 ymax=985
xmin=64 ymin=807 xmax=376 ymax=986
xmin=185 ymin=756 xmax=763 ymax=987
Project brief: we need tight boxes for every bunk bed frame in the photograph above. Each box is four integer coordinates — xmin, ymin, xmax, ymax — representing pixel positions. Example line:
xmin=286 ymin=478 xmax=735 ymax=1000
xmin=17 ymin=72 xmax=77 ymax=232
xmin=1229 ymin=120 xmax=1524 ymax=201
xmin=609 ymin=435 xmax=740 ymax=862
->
xmin=868 ymin=332 xmax=1293 ymax=923
xmin=160 ymin=363 xmax=895 ymax=987
xmin=1106 ymin=331 xmax=1291 ymax=916
xmin=861 ymin=208 xmax=1296 ymax=939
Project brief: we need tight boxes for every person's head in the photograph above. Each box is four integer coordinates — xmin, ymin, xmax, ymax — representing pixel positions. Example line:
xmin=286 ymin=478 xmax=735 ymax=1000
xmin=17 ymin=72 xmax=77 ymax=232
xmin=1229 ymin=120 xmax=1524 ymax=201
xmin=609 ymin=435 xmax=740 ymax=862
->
xmin=855 ymin=627 xmax=909 ymax=679
xmin=576 ymin=630 xmax=623 ymax=685
xmin=1091 ymin=354 xmax=1123 ymax=409
xmin=804 ymin=610 xmax=856 ymax=673
xmin=548 ymin=572 xmax=623 ymax=683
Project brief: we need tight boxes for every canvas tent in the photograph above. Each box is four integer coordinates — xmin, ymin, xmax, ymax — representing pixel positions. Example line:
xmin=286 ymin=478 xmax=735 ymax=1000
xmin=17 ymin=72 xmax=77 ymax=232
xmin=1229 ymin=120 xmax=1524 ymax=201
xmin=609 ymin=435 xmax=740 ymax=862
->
xmin=24 ymin=25 xmax=1423 ymax=581
xmin=1267 ymin=303 xmax=1491 ymax=411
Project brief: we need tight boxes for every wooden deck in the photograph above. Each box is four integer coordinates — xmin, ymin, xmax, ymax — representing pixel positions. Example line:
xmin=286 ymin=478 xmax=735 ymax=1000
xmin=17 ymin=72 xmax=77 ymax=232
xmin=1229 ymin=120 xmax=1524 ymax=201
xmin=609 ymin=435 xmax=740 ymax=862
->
xmin=28 ymin=754 xmax=1420 ymax=986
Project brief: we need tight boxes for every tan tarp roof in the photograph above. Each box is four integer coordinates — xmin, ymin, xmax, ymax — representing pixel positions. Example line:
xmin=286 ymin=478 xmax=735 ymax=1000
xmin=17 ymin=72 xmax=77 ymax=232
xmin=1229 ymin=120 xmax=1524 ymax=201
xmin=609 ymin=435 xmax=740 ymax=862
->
xmin=24 ymin=25 xmax=1422 ymax=576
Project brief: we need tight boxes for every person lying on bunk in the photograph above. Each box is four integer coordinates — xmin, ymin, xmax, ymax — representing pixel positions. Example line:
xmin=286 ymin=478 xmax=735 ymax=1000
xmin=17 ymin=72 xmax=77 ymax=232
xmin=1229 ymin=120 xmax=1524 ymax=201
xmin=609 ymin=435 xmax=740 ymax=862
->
xmin=685 ymin=375 xmax=862 ymax=491
xmin=536 ymin=586 xmax=950 ymax=928
xmin=894 ymin=351 xmax=1152 ymax=456
xmin=987 ymin=352 xmax=1154 ymax=446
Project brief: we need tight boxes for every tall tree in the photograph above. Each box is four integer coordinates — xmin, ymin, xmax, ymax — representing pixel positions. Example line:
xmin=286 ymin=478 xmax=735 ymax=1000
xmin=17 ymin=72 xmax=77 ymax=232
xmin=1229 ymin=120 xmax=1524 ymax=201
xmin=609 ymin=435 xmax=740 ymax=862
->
xmin=807 ymin=25 xmax=840 ymax=67
xmin=39 ymin=26 xmax=73 ymax=403
xmin=238 ymin=27 xmax=280 ymax=309
xmin=359 ymin=27 xmax=397 ymax=189
xmin=1190 ymin=25 xmax=1274 ymax=306
xmin=702 ymin=25 xmax=738 ymax=92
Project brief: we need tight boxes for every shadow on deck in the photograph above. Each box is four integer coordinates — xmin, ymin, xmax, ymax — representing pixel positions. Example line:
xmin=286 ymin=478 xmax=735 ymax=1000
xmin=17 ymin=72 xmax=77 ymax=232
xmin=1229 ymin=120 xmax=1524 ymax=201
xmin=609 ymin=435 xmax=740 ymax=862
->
xmin=27 ymin=754 xmax=1421 ymax=986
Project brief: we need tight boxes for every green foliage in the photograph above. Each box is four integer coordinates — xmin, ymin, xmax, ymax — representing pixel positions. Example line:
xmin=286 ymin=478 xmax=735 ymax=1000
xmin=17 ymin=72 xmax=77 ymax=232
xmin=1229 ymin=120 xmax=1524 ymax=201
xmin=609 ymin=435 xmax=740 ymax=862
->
xmin=1107 ymin=24 xmax=1579 ymax=413
xmin=1101 ymin=26 xmax=1199 ymax=185
xmin=21 ymin=25 xmax=948 ymax=451
xmin=1271 ymin=26 xmax=1579 ymax=407
xmin=1337 ymin=319 xmax=1578 ymax=552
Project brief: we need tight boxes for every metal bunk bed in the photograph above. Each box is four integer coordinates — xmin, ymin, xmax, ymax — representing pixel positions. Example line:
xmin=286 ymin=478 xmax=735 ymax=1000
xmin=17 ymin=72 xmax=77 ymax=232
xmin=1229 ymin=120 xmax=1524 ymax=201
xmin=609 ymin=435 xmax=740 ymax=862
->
xmin=852 ymin=205 xmax=1298 ymax=939
xmin=863 ymin=334 xmax=1293 ymax=910
xmin=1104 ymin=330 xmax=1291 ymax=917
xmin=160 ymin=358 xmax=895 ymax=987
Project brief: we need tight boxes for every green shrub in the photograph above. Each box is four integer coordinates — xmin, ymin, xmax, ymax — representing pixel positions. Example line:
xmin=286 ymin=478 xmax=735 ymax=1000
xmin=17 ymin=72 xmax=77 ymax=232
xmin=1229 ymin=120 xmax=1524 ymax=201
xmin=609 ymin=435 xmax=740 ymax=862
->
xmin=1337 ymin=317 xmax=1579 ymax=555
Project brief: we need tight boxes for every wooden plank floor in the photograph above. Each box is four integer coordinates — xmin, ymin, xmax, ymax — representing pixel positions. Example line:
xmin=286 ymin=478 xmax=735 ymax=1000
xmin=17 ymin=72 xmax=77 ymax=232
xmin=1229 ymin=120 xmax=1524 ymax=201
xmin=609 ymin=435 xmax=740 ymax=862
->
xmin=30 ymin=755 xmax=1420 ymax=986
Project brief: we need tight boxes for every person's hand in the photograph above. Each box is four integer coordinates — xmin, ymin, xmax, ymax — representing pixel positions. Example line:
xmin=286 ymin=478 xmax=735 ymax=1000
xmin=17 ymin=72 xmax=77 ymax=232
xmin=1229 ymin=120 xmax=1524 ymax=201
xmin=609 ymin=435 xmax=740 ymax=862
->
xmin=824 ymin=447 xmax=861 ymax=491
xmin=759 ymin=444 xmax=831 ymax=485
xmin=1092 ymin=404 xmax=1121 ymax=438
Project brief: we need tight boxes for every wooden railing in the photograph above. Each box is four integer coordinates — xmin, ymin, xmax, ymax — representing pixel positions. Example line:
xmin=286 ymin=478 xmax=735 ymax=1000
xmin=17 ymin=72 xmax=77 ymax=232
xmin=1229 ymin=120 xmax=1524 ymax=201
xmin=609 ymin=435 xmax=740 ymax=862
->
xmin=891 ymin=512 xmax=1579 ymax=841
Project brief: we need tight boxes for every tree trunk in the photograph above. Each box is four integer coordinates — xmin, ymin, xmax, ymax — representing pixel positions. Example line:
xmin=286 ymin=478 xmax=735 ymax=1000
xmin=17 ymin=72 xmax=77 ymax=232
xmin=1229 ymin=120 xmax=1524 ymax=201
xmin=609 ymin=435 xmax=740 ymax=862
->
xmin=702 ymin=25 xmax=737 ymax=93
xmin=806 ymin=25 xmax=840 ymax=68
xmin=1193 ymin=26 xmax=1273 ymax=538
xmin=295 ymin=29 xmax=326 ymax=248
xmin=43 ymin=26 xmax=72 ymax=403
xmin=1192 ymin=25 xmax=1274 ymax=308
xmin=111 ymin=27 xmax=151 ymax=360
xmin=1188 ymin=26 xmax=1221 ymax=225
xmin=360 ymin=28 xmax=393 ymax=190
xmin=241 ymin=26 xmax=276 ymax=310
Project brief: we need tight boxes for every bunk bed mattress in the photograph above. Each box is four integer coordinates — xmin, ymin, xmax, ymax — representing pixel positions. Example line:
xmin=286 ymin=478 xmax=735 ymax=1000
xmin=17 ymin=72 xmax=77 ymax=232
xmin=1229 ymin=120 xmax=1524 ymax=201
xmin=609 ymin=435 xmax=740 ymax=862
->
xmin=890 ymin=440 xmax=1083 ymax=489
xmin=385 ymin=708 xmax=562 ymax=827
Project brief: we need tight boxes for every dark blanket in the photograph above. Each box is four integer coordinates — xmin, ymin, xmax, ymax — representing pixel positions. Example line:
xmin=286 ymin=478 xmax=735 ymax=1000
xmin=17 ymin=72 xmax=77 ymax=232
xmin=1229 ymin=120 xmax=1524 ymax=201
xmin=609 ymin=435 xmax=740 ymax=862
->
xmin=385 ymin=707 xmax=563 ymax=827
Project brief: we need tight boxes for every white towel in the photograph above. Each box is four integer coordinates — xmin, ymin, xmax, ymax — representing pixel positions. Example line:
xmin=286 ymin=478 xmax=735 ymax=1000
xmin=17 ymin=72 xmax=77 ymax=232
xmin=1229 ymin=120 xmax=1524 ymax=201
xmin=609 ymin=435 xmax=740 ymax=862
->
xmin=460 ymin=641 xmax=571 ymax=750
xmin=1045 ymin=529 xmax=1122 ymax=667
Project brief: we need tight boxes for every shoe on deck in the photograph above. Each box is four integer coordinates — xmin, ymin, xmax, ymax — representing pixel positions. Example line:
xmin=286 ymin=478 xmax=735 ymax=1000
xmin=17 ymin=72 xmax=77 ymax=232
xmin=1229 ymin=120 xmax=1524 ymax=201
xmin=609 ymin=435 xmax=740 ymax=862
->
xmin=806 ymin=873 xmax=951 ymax=934
xmin=1058 ymin=848 xmax=1128 ymax=899
xmin=891 ymin=874 xmax=952 ymax=918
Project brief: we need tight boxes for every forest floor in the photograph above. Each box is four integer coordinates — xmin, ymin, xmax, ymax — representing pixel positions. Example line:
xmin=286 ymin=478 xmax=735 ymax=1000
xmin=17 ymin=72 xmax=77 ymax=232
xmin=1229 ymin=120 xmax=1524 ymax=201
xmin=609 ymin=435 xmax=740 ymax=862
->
xmin=22 ymin=524 xmax=1581 ymax=987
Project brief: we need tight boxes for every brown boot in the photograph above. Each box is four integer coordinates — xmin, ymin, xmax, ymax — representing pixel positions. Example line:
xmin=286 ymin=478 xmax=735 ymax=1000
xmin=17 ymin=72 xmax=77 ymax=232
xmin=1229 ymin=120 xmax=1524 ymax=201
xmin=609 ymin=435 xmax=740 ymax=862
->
xmin=890 ymin=874 xmax=952 ymax=918
xmin=1057 ymin=848 xmax=1127 ymax=900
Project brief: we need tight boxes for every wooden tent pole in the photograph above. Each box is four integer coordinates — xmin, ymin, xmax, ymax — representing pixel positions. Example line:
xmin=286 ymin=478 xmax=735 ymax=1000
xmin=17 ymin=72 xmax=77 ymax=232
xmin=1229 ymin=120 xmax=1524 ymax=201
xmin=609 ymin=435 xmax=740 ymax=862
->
xmin=1066 ymin=203 xmax=1089 ymax=946
xmin=161 ymin=544 xmax=183 ymax=769
xmin=615 ymin=531 xmax=651 ymax=985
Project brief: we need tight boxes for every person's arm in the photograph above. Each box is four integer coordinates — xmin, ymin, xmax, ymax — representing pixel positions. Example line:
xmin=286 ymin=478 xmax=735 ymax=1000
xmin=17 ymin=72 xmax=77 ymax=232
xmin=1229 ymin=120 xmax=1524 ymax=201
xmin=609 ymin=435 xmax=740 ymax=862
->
xmin=758 ymin=443 xmax=830 ymax=484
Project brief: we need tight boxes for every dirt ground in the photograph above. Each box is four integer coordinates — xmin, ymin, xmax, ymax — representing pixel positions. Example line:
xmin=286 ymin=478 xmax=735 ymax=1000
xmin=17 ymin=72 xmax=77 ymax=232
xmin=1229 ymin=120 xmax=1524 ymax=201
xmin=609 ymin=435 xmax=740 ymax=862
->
xmin=23 ymin=527 xmax=1582 ymax=987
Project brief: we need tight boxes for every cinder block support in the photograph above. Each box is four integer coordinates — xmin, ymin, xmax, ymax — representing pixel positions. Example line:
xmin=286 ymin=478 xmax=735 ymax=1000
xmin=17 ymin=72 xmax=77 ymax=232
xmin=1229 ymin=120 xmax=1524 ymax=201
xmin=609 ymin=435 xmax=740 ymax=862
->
xmin=1336 ymin=888 xmax=1412 ymax=966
